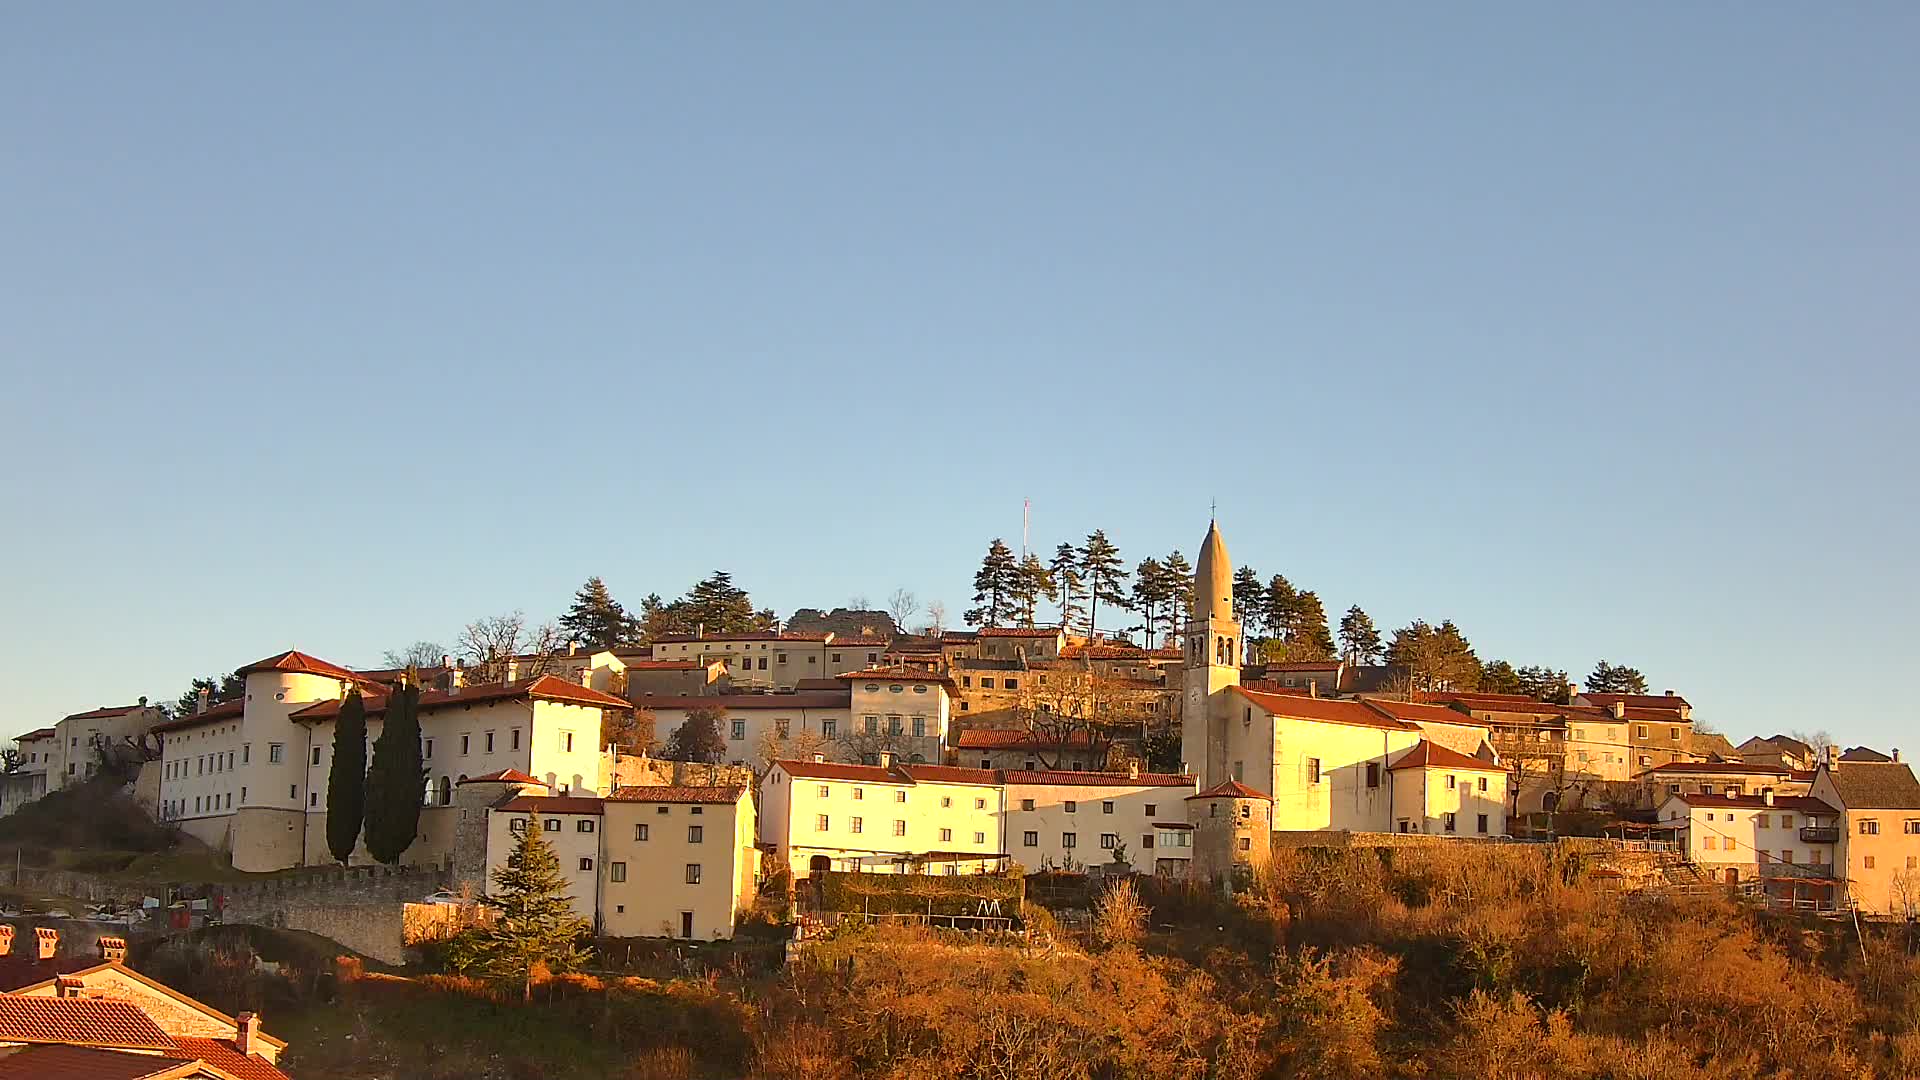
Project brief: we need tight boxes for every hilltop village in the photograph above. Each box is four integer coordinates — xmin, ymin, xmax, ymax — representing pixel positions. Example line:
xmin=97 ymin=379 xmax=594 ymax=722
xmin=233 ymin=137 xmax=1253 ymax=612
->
xmin=6 ymin=518 xmax=1915 ymax=936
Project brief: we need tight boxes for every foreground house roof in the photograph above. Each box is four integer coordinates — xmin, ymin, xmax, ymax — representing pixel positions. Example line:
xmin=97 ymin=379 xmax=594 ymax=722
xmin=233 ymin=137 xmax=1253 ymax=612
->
xmin=0 ymin=995 xmax=177 ymax=1051
xmin=1388 ymin=740 xmax=1502 ymax=772
xmin=0 ymin=1044 xmax=208 ymax=1080
xmin=1818 ymin=762 xmax=1920 ymax=809
xmin=7 ymin=963 xmax=287 ymax=1053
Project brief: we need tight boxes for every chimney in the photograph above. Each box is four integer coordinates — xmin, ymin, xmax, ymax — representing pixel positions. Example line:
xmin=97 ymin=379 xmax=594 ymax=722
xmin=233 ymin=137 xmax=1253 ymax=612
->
xmin=196 ymin=687 xmax=211 ymax=715
xmin=1566 ymin=681 xmax=1579 ymax=700
xmin=1664 ymin=689 xmax=1676 ymax=697
xmin=568 ymin=640 xmax=579 ymax=656
xmin=505 ymin=658 xmax=520 ymax=683
xmin=56 ymin=975 xmax=85 ymax=997
xmin=880 ymin=751 xmax=894 ymax=768
xmin=579 ymin=667 xmax=592 ymax=687
xmin=1894 ymin=748 xmax=1902 ymax=763
xmin=1763 ymin=789 xmax=1775 ymax=806
xmin=1128 ymin=761 xmax=1140 ymax=780
xmin=36 ymin=927 xmax=58 ymax=960
xmin=1611 ymin=701 xmax=1626 ymax=720
xmin=236 ymin=1012 xmax=259 ymax=1055
xmin=99 ymin=935 xmax=126 ymax=963
xmin=137 ymin=696 xmax=147 ymax=707
xmin=812 ymin=753 xmax=826 ymax=763
xmin=0 ymin=925 xmax=13 ymax=956
xmin=697 ymin=622 xmax=706 ymax=640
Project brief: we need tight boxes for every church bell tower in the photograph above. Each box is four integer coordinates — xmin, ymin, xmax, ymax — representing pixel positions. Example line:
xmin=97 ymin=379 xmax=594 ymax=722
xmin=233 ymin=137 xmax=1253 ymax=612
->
xmin=1180 ymin=519 xmax=1241 ymax=786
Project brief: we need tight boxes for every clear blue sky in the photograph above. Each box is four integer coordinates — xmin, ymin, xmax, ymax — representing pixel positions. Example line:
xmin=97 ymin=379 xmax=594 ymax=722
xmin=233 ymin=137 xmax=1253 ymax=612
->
xmin=2 ymin=6 xmax=1914 ymax=749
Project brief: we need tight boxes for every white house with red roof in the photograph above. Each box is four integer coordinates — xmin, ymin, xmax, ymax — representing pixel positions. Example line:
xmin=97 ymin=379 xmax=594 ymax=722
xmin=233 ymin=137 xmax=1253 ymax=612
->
xmin=1658 ymin=790 xmax=1843 ymax=907
xmin=646 ymin=630 xmax=889 ymax=691
xmin=761 ymin=757 xmax=1009 ymax=876
xmin=152 ymin=649 xmax=633 ymax=872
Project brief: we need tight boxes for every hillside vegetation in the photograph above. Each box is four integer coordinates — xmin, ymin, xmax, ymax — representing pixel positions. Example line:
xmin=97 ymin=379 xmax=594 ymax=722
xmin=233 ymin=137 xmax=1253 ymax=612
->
xmin=155 ymin=847 xmax=1920 ymax=1079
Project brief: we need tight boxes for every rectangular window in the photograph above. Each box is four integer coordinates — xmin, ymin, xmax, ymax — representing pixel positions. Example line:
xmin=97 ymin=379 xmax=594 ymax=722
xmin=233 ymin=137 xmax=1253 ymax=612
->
xmin=731 ymin=720 xmax=746 ymax=740
xmin=424 ymin=738 xmax=434 ymax=758
xmin=485 ymin=732 xmax=495 ymax=753
xmin=852 ymin=787 xmax=864 ymax=801
xmin=635 ymin=823 xmax=649 ymax=841
xmin=1142 ymin=834 xmax=1154 ymax=849
xmin=975 ymin=798 xmax=986 ymax=809
xmin=1144 ymin=803 xmax=1158 ymax=816
xmin=268 ymin=743 xmax=284 ymax=764
xmin=545 ymin=818 xmax=560 ymax=832
xmin=1307 ymin=757 xmax=1322 ymax=784
xmin=243 ymin=744 xmax=250 ymax=764
xmin=893 ymin=820 xmax=907 ymax=836
xmin=564 ymin=732 xmax=575 ymax=752
xmin=609 ymin=862 xmax=626 ymax=882
xmin=1062 ymin=832 xmax=1077 ymax=849
xmin=1443 ymin=812 xmax=1457 ymax=833
xmin=1024 ymin=831 xmax=1038 ymax=846
xmin=578 ymin=857 xmax=593 ymax=871
xmin=1637 ymin=725 xmax=1649 ymax=739
xmin=1101 ymin=833 xmax=1118 ymax=849
xmin=1005 ymin=677 xmax=1019 ymax=690
xmin=1102 ymin=801 xmax=1115 ymax=814
xmin=816 ymin=815 xmax=830 ymax=832
xmin=311 ymin=746 xmax=322 ymax=766
xmin=1757 ymin=815 xmax=1770 ymax=829
xmin=685 ymin=864 xmax=702 ymax=884
xmin=1863 ymin=855 xmax=1876 ymax=870
xmin=974 ymin=831 xmax=986 ymax=844
xmin=576 ymin=820 xmax=595 ymax=833
xmin=1781 ymin=849 xmax=1795 ymax=865
xmin=863 ymin=716 xmax=878 ymax=735
xmin=850 ymin=817 xmax=863 ymax=834
xmin=1702 ymin=836 xmax=1717 ymax=850
xmin=461 ymin=735 xmax=471 ymax=755
xmin=1065 ymin=801 xmax=1077 ymax=813
xmin=1365 ymin=763 xmax=1380 ymax=788
xmin=1477 ymin=776 xmax=1488 ymax=792
xmin=894 ymin=790 xmax=907 ymax=803
xmin=510 ymin=817 xmax=527 ymax=833
xmin=940 ymin=828 xmax=953 ymax=842
xmin=887 ymin=716 xmax=902 ymax=736
xmin=912 ymin=717 xmax=926 ymax=737
xmin=1446 ymin=775 xmax=1457 ymax=790
xmin=776 ymin=719 xmax=790 ymax=738
xmin=1860 ymin=820 xmax=1880 ymax=835
xmin=512 ymin=729 xmax=521 ymax=750
xmin=688 ymin=825 xmax=703 ymax=843
xmin=309 ymin=792 xmax=318 ymax=807
xmin=822 ymin=719 xmax=837 ymax=738
xmin=982 ymin=678 xmax=995 ymax=689
xmin=758 ymin=657 xmax=767 ymax=670
xmin=1021 ymin=799 xmax=1035 ymax=811
xmin=940 ymin=796 xmax=952 ymax=808
xmin=1477 ymin=814 xmax=1489 ymax=833
xmin=818 ymin=785 xmax=831 ymax=798
xmin=1905 ymin=820 xmax=1920 ymax=835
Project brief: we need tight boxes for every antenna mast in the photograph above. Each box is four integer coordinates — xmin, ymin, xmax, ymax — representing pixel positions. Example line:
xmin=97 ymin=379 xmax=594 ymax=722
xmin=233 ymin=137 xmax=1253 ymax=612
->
xmin=1023 ymin=498 xmax=1031 ymax=557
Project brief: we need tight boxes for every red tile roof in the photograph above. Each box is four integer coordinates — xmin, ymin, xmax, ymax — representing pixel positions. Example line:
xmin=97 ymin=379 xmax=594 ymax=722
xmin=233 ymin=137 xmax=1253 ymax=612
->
xmin=289 ymin=675 xmax=631 ymax=723
xmin=1643 ymin=761 xmax=1791 ymax=775
xmin=606 ymin=785 xmax=745 ymax=804
xmin=835 ymin=667 xmax=959 ymax=690
xmin=498 ymin=795 xmax=604 ymax=815
xmin=235 ymin=649 xmax=362 ymax=682
xmin=1232 ymin=686 xmax=1419 ymax=731
xmin=0 ymin=995 xmax=179 ymax=1051
xmin=1362 ymin=698 xmax=1489 ymax=728
xmin=650 ymin=631 xmax=839 ymax=643
xmin=59 ymin=705 xmax=150 ymax=723
xmin=5 ymin=964 xmax=287 ymax=1052
xmin=1004 ymin=769 xmax=1193 ymax=788
xmin=0 ymin=1044 xmax=199 ymax=1080
xmin=902 ymin=763 xmax=1005 ymax=785
xmin=1239 ymin=681 xmax=1316 ymax=697
xmin=1421 ymin=692 xmax=1564 ymax=714
xmin=774 ymin=759 xmax=1000 ymax=785
xmin=172 ymin=1037 xmax=293 ymax=1080
xmin=1188 ymin=779 xmax=1270 ymax=801
xmin=1059 ymin=644 xmax=1164 ymax=660
xmin=16 ymin=727 xmax=57 ymax=742
xmin=622 ymin=660 xmax=708 ymax=671
xmin=633 ymin=692 xmax=849 ymax=711
xmin=1620 ymin=707 xmax=1692 ymax=723
xmin=977 ymin=627 xmax=1062 ymax=638
xmin=1581 ymin=692 xmax=1690 ymax=710
xmin=1389 ymin=740 xmax=1503 ymax=772
xmin=457 ymin=769 xmax=544 ymax=786
xmin=150 ymin=698 xmax=245 ymax=734
xmin=1265 ymin=660 xmax=1343 ymax=672
xmin=1668 ymin=793 xmax=1837 ymax=813
xmin=954 ymin=729 xmax=1098 ymax=750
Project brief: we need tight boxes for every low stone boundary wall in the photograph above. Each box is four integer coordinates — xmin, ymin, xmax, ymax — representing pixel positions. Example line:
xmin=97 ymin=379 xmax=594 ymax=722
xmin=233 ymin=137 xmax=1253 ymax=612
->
xmin=222 ymin=865 xmax=444 ymax=966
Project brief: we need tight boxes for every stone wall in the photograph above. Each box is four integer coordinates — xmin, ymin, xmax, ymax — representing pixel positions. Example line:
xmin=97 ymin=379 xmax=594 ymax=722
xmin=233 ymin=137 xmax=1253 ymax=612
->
xmin=610 ymin=755 xmax=753 ymax=789
xmin=221 ymin=864 xmax=444 ymax=966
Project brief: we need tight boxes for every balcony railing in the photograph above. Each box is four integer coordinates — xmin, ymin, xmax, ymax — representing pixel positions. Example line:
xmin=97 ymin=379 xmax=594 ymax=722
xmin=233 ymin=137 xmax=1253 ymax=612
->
xmin=1799 ymin=826 xmax=1839 ymax=844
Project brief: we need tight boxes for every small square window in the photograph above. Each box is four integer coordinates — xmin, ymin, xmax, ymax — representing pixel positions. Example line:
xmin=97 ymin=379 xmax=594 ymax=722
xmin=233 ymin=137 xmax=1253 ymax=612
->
xmin=1065 ymin=801 xmax=1077 ymax=813
xmin=545 ymin=818 xmax=561 ymax=831
xmin=1021 ymin=799 xmax=1035 ymax=811
xmin=576 ymin=820 xmax=595 ymax=833
xmin=893 ymin=820 xmax=907 ymax=836
xmin=578 ymin=857 xmax=594 ymax=871
xmin=1023 ymin=831 xmax=1038 ymax=847
xmin=1145 ymin=803 xmax=1157 ymax=816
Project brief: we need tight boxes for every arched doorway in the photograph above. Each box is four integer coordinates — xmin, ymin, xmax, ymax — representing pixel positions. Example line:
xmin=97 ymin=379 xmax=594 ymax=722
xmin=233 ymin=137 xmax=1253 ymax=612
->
xmin=808 ymin=855 xmax=831 ymax=875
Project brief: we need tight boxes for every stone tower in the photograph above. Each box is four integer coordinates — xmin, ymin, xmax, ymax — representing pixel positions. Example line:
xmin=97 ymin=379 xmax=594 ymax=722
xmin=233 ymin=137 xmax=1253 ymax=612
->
xmin=1180 ymin=520 xmax=1241 ymax=786
xmin=1187 ymin=779 xmax=1273 ymax=884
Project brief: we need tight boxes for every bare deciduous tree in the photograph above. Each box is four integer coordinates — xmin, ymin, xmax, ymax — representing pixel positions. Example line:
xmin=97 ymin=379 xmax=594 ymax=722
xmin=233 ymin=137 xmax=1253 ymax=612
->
xmin=924 ymin=600 xmax=948 ymax=635
xmin=887 ymin=589 xmax=920 ymax=632
xmin=1016 ymin=667 xmax=1158 ymax=769
xmin=382 ymin=640 xmax=448 ymax=670
xmin=457 ymin=612 xmax=567 ymax=684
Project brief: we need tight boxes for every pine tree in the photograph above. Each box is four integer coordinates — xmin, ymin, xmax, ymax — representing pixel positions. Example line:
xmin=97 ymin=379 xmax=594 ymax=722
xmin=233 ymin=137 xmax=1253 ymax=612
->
xmin=1386 ymin=620 xmax=1483 ymax=694
xmin=1480 ymin=660 xmax=1522 ymax=696
xmin=965 ymin=539 xmax=1019 ymax=627
xmin=1078 ymin=530 xmax=1128 ymax=637
xmin=362 ymin=679 xmax=424 ymax=864
xmin=1516 ymin=665 xmax=1572 ymax=704
xmin=1587 ymin=661 xmax=1649 ymax=695
xmin=325 ymin=689 xmax=368 ymax=864
xmin=1129 ymin=558 xmax=1172 ymax=648
xmin=1339 ymin=606 xmax=1383 ymax=665
xmin=1010 ymin=553 xmax=1055 ymax=628
xmin=558 ymin=576 xmax=636 ymax=649
xmin=665 ymin=708 xmax=727 ymax=763
xmin=1287 ymin=591 xmax=1336 ymax=661
xmin=1265 ymin=575 xmax=1298 ymax=642
xmin=1161 ymin=550 xmax=1194 ymax=627
xmin=468 ymin=823 xmax=591 ymax=999
xmin=1231 ymin=567 xmax=1267 ymax=639
xmin=1049 ymin=543 xmax=1085 ymax=632
xmin=680 ymin=572 xmax=758 ymax=634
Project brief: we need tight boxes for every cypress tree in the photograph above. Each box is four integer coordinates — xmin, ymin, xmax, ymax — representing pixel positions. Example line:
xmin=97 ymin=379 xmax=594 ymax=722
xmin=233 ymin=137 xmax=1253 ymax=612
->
xmin=363 ymin=678 xmax=424 ymax=864
xmin=324 ymin=689 xmax=368 ymax=864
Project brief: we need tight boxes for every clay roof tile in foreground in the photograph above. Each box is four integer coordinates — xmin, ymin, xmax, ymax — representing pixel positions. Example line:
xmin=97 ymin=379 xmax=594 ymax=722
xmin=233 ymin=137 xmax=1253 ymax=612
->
xmin=0 ymin=995 xmax=178 ymax=1052
xmin=171 ymin=1037 xmax=294 ymax=1080
xmin=0 ymin=1044 xmax=200 ymax=1080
